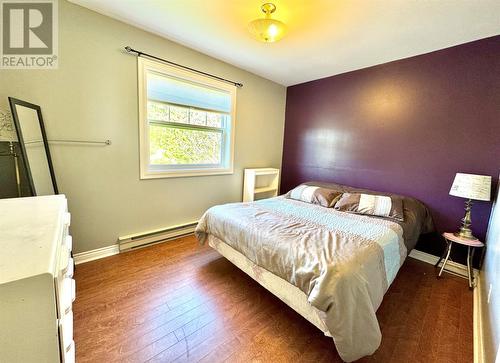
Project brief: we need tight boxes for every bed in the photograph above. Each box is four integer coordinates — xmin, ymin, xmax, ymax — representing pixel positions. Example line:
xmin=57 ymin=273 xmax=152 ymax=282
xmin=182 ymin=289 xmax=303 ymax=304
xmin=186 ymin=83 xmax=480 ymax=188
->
xmin=195 ymin=182 xmax=433 ymax=362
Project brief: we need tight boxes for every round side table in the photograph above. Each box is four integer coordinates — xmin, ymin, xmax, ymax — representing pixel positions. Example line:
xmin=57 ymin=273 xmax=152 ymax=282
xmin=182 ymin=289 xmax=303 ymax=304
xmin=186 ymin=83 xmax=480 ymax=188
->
xmin=435 ymin=232 xmax=484 ymax=289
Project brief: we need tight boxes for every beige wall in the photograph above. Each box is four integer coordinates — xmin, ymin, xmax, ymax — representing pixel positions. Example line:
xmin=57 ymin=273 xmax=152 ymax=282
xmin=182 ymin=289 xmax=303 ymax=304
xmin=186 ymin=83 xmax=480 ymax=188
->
xmin=0 ymin=0 xmax=286 ymax=253
xmin=482 ymin=176 xmax=500 ymax=362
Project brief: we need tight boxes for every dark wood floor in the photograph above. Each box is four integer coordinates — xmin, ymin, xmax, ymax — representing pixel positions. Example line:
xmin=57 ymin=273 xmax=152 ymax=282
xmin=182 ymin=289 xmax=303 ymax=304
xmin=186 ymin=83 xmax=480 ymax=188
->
xmin=73 ymin=235 xmax=473 ymax=363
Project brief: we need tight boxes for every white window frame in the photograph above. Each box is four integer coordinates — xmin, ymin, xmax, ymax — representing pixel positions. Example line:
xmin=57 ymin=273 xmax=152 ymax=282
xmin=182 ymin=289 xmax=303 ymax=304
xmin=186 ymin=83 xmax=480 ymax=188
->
xmin=138 ymin=57 xmax=236 ymax=179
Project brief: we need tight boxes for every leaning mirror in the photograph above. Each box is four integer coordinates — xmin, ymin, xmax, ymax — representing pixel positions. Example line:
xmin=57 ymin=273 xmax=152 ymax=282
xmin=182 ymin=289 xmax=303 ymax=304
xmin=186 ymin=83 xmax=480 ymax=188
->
xmin=8 ymin=97 xmax=58 ymax=196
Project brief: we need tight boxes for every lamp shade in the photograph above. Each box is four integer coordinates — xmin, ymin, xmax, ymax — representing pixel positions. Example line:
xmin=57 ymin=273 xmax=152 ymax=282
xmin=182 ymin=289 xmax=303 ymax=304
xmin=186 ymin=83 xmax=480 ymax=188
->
xmin=449 ymin=173 xmax=491 ymax=201
xmin=248 ymin=18 xmax=287 ymax=43
xmin=248 ymin=3 xmax=287 ymax=43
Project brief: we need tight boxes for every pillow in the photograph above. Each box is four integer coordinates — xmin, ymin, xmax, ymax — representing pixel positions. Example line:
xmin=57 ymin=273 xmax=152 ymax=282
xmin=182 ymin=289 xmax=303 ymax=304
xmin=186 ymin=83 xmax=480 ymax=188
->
xmin=287 ymin=185 xmax=342 ymax=207
xmin=334 ymin=193 xmax=404 ymax=221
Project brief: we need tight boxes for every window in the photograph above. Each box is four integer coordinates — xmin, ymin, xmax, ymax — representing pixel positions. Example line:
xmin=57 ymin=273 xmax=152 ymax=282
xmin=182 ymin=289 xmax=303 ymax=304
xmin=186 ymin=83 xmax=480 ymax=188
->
xmin=138 ymin=58 xmax=236 ymax=179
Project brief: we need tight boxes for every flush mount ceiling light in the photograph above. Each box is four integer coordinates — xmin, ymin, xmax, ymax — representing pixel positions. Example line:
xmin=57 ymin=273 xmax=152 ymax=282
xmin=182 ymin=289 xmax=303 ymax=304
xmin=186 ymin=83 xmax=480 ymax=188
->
xmin=248 ymin=3 xmax=287 ymax=43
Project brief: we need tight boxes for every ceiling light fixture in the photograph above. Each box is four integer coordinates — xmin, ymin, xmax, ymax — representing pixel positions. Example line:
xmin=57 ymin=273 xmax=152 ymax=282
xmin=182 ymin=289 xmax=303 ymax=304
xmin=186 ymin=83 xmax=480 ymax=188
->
xmin=248 ymin=3 xmax=287 ymax=43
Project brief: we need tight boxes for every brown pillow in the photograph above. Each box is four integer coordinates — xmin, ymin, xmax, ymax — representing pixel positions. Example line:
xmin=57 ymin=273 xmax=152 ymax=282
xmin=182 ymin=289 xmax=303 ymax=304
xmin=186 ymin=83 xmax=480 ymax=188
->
xmin=287 ymin=185 xmax=342 ymax=208
xmin=334 ymin=193 xmax=404 ymax=221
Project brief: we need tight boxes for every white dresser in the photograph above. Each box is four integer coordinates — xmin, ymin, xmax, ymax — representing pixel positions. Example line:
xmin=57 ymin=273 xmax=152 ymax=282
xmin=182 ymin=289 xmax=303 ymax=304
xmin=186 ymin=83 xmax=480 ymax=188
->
xmin=0 ymin=195 xmax=75 ymax=363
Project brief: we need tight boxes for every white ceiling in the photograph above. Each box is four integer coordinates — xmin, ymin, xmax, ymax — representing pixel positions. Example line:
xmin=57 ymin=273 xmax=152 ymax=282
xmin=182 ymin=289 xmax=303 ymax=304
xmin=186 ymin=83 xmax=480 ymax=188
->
xmin=69 ymin=0 xmax=500 ymax=86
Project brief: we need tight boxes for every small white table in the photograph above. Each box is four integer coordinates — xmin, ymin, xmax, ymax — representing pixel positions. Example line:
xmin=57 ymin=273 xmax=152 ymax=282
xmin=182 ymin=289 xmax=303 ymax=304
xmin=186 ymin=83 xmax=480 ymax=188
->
xmin=435 ymin=232 xmax=484 ymax=289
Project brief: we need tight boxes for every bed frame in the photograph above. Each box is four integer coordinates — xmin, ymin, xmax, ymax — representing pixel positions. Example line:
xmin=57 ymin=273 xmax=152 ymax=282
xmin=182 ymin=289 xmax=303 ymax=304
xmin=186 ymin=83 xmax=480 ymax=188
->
xmin=208 ymin=235 xmax=331 ymax=337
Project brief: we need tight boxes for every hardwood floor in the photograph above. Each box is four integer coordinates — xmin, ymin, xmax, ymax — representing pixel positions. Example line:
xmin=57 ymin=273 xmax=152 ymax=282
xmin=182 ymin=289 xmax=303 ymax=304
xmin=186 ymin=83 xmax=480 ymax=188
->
xmin=73 ymin=235 xmax=473 ymax=363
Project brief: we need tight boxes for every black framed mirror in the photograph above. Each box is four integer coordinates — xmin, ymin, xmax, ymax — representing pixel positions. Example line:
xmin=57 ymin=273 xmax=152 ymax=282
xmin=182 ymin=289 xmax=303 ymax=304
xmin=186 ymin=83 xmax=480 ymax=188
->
xmin=8 ymin=97 xmax=58 ymax=196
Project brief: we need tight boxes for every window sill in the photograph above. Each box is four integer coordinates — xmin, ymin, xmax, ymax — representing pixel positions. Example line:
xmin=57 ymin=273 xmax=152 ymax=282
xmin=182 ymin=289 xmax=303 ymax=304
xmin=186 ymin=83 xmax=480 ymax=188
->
xmin=140 ymin=168 xmax=234 ymax=179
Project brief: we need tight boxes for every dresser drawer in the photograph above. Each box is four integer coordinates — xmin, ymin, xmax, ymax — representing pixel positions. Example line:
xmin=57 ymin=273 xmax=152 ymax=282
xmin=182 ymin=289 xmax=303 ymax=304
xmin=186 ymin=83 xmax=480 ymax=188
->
xmin=63 ymin=212 xmax=71 ymax=229
xmin=63 ymin=340 xmax=75 ymax=363
xmin=64 ymin=235 xmax=73 ymax=252
xmin=56 ymin=239 xmax=75 ymax=320
xmin=59 ymin=311 xmax=74 ymax=354
xmin=59 ymin=249 xmax=74 ymax=280
xmin=66 ymin=258 xmax=74 ymax=279
xmin=62 ymin=212 xmax=71 ymax=249
xmin=58 ymin=277 xmax=76 ymax=316
xmin=59 ymin=244 xmax=71 ymax=275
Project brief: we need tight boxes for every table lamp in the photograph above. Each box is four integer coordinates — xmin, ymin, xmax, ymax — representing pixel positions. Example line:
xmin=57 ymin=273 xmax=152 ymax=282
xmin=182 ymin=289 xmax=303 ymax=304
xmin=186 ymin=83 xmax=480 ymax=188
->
xmin=449 ymin=173 xmax=492 ymax=240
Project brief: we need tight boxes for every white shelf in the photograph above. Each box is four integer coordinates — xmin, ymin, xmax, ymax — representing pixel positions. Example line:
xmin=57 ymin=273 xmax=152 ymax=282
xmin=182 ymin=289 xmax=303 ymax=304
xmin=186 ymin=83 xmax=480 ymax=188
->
xmin=255 ymin=186 xmax=278 ymax=194
xmin=243 ymin=168 xmax=280 ymax=202
xmin=254 ymin=168 xmax=280 ymax=175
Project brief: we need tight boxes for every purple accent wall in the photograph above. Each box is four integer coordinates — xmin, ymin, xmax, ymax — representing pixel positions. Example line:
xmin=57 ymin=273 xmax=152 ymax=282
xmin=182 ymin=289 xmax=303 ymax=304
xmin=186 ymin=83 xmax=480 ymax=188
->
xmin=281 ymin=36 xmax=500 ymax=246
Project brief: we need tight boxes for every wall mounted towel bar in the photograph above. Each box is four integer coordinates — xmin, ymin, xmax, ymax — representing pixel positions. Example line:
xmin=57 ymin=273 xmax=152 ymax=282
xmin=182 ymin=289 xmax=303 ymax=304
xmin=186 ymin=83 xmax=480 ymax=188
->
xmin=24 ymin=139 xmax=112 ymax=146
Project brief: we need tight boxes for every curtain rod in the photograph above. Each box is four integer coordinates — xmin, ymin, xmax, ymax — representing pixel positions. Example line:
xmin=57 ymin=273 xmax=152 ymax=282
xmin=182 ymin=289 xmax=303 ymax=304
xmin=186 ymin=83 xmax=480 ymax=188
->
xmin=23 ymin=139 xmax=111 ymax=146
xmin=124 ymin=46 xmax=243 ymax=88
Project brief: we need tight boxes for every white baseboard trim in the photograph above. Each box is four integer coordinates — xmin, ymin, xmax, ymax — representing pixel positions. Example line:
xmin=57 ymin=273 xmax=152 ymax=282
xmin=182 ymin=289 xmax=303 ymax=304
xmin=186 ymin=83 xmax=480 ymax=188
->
xmin=74 ymin=244 xmax=119 ymax=265
xmin=408 ymin=249 xmax=470 ymax=278
xmin=473 ymin=272 xmax=484 ymax=363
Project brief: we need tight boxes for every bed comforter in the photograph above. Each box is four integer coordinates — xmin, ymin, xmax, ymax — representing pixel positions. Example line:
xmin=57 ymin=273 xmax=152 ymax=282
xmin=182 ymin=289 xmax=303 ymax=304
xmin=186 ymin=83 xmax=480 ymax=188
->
xmin=195 ymin=195 xmax=428 ymax=362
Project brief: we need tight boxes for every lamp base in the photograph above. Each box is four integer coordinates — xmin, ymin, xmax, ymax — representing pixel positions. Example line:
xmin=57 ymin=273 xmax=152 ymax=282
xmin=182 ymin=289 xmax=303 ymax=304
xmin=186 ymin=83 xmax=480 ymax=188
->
xmin=454 ymin=229 xmax=477 ymax=240
xmin=455 ymin=199 xmax=477 ymax=240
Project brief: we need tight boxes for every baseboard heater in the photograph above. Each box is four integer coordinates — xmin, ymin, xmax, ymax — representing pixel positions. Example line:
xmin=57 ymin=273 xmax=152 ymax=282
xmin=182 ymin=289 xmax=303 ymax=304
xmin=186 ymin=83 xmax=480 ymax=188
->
xmin=118 ymin=220 xmax=198 ymax=251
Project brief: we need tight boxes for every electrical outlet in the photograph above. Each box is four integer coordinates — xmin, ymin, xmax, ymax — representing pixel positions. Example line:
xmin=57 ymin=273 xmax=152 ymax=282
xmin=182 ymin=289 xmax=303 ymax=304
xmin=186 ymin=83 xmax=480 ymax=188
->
xmin=488 ymin=283 xmax=493 ymax=304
